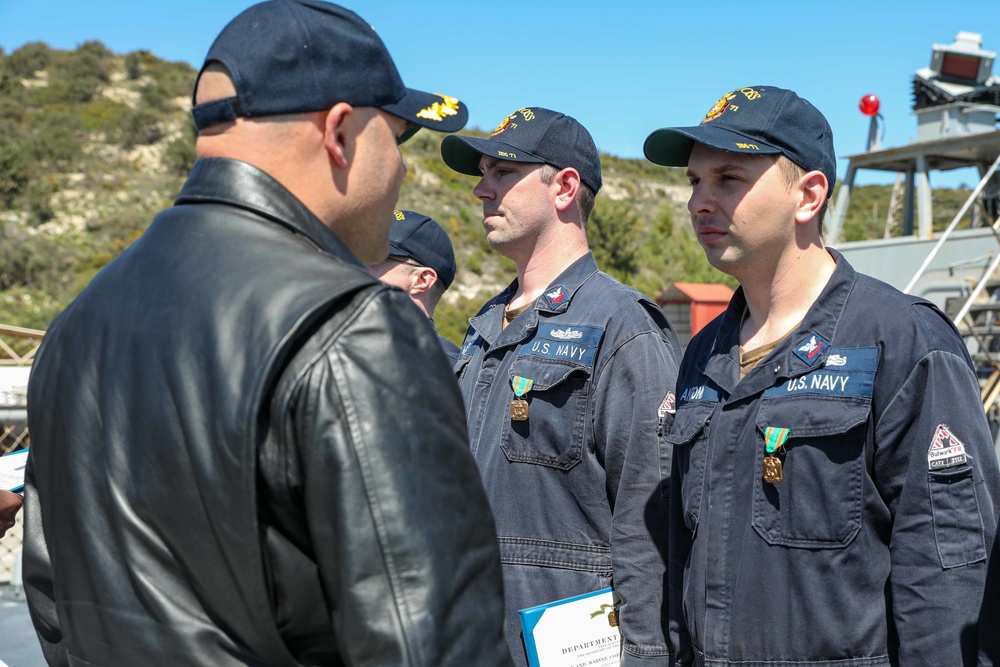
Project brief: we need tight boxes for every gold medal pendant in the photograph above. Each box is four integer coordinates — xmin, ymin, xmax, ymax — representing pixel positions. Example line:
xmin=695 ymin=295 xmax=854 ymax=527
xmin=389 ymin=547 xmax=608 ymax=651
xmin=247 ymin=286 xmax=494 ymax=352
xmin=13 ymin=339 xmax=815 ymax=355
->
xmin=762 ymin=426 xmax=789 ymax=484
xmin=510 ymin=398 xmax=529 ymax=421
xmin=763 ymin=455 xmax=783 ymax=484
xmin=510 ymin=375 xmax=534 ymax=422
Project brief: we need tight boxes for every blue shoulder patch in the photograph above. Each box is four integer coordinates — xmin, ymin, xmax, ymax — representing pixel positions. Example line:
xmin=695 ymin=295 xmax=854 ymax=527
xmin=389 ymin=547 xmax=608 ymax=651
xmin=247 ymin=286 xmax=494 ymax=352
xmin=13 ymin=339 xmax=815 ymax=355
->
xmin=765 ymin=346 xmax=878 ymax=398
xmin=518 ymin=324 xmax=603 ymax=367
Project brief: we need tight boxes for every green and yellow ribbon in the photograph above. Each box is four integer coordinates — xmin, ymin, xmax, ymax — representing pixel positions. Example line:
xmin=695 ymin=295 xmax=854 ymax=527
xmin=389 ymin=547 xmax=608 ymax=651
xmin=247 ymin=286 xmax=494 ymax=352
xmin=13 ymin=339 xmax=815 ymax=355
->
xmin=590 ymin=603 xmax=615 ymax=619
xmin=512 ymin=376 xmax=534 ymax=398
xmin=764 ymin=427 xmax=790 ymax=454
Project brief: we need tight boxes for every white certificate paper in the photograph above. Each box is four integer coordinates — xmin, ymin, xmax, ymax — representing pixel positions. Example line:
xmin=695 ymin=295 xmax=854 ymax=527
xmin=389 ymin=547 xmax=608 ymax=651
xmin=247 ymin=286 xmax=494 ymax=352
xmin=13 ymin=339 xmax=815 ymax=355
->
xmin=519 ymin=588 xmax=621 ymax=667
xmin=0 ymin=449 xmax=28 ymax=493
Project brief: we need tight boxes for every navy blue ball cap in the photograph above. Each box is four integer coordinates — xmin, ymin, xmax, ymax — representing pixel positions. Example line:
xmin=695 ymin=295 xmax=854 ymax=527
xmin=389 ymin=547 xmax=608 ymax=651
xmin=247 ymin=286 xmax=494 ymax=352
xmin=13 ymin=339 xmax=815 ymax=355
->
xmin=388 ymin=210 xmax=457 ymax=288
xmin=643 ymin=86 xmax=837 ymax=197
xmin=191 ymin=0 xmax=468 ymax=140
xmin=441 ymin=107 xmax=602 ymax=193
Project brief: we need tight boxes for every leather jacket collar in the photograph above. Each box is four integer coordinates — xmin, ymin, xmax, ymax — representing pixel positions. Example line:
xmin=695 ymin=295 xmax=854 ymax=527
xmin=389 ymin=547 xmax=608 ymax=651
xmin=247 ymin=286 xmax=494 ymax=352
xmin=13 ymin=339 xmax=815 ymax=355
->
xmin=176 ymin=158 xmax=364 ymax=267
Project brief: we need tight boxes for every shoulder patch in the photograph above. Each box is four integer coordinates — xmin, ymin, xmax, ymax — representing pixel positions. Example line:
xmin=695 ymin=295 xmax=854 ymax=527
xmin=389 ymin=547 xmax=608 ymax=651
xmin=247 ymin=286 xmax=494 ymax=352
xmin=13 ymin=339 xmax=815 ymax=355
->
xmin=658 ymin=391 xmax=676 ymax=419
xmin=928 ymin=423 xmax=969 ymax=470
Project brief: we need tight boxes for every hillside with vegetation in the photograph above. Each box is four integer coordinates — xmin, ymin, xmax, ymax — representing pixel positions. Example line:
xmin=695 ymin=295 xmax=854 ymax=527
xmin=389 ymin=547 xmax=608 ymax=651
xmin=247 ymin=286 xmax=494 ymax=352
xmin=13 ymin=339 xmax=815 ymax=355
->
xmin=0 ymin=42 xmax=981 ymax=344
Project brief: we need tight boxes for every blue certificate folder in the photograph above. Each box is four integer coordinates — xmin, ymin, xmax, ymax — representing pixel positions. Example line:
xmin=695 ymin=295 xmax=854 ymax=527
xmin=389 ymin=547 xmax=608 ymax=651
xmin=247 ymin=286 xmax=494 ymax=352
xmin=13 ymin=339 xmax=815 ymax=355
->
xmin=519 ymin=587 xmax=621 ymax=667
xmin=0 ymin=449 xmax=29 ymax=493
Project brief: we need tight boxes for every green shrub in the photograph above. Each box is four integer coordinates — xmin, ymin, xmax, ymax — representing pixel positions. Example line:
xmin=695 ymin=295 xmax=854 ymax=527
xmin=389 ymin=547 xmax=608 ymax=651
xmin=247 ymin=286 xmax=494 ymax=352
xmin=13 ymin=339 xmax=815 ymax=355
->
xmin=0 ymin=288 xmax=65 ymax=331
xmin=7 ymin=41 xmax=51 ymax=78
xmin=21 ymin=175 xmax=58 ymax=225
xmin=464 ymin=253 xmax=482 ymax=275
xmin=144 ymin=58 xmax=196 ymax=98
xmin=0 ymin=135 xmax=30 ymax=205
xmin=140 ymin=83 xmax=176 ymax=113
xmin=79 ymin=98 xmax=130 ymax=133
xmin=164 ymin=132 xmax=197 ymax=177
xmin=44 ymin=40 xmax=114 ymax=104
xmin=589 ymin=198 xmax=640 ymax=282
xmin=124 ymin=51 xmax=147 ymax=80
xmin=115 ymin=107 xmax=164 ymax=148
xmin=28 ymin=111 xmax=83 ymax=166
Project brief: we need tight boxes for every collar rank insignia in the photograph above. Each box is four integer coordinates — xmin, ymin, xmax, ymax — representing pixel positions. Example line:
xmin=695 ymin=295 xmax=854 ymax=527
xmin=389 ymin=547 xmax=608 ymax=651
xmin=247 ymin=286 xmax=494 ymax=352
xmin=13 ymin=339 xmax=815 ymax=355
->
xmin=544 ymin=286 xmax=568 ymax=309
xmin=793 ymin=332 xmax=830 ymax=367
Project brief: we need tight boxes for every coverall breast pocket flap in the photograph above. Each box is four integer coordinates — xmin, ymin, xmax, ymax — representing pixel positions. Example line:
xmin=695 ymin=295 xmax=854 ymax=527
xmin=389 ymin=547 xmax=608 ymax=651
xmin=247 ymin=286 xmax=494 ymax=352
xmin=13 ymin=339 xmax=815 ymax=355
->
xmin=752 ymin=398 xmax=869 ymax=548
xmin=500 ymin=358 xmax=591 ymax=469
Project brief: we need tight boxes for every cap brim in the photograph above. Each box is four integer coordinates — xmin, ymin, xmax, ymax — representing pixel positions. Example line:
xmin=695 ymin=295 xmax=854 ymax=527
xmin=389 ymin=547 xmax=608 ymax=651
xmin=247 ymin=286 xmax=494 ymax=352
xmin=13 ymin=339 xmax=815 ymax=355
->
xmin=644 ymin=125 xmax=782 ymax=166
xmin=381 ymin=89 xmax=468 ymax=143
xmin=386 ymin=241 xmax=411 ymax=258
xmin=440 ymin=135 xmax=546 ymax=177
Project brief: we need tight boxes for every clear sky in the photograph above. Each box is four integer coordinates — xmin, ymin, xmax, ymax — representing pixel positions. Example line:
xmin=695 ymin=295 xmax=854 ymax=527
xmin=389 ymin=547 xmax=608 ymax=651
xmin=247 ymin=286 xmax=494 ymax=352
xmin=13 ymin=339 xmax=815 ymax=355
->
xmin=2 ymin=0 xmax=999 ymax=188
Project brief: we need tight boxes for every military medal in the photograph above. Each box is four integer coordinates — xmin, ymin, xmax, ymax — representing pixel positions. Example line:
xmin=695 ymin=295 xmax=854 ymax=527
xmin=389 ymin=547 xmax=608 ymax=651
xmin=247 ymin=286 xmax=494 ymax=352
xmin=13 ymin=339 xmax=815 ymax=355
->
xmin=589 ymin=603 xmax=618 ymax=627
xmin=510 ymin=376 xmax=534 ymax=422
xmin=763 ymin=456 xmax=783 ymax=483
xmin=762 ymin=427 xmax=790 ymax=484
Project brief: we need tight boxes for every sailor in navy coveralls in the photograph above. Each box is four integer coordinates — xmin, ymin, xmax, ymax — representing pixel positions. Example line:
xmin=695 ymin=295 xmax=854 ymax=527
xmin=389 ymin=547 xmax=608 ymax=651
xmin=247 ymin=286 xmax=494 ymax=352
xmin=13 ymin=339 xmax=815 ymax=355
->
xmin=441 ymin=108 xmax=682 ymax=666
xmin=645 ymin=86 xmax=1000 ymax=666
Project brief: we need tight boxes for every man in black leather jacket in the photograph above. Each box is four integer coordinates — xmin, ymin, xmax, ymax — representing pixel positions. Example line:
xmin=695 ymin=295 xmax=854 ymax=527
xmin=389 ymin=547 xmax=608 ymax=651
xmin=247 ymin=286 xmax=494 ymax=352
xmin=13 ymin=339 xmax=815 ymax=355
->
xmin=22 ymin=2 xmax=512 ymax=666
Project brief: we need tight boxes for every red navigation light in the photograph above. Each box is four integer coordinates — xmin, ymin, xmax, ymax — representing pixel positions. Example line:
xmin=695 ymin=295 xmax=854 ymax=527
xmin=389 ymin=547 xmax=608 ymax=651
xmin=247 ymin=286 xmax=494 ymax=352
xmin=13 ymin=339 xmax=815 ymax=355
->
xmin=859 ymin=94 xmax=880 ymax=117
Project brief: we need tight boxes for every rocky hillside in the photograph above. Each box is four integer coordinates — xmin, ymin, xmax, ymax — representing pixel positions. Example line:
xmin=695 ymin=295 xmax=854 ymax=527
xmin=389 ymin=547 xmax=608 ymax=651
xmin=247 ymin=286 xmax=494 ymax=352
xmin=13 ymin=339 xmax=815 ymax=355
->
xmin=0 ymin=42 xmax=976 ymax=344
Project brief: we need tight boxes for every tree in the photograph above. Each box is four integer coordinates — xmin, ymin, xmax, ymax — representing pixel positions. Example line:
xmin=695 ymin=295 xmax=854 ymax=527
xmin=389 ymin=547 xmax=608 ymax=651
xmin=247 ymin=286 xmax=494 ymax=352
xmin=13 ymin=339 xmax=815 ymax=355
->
xmin=7 ymin=41 xmax=51 ymax=78
xmin=588 ymin=198 xmax=641 ymax=282
xmin=51 ymin=40 xmax=113 ymax=103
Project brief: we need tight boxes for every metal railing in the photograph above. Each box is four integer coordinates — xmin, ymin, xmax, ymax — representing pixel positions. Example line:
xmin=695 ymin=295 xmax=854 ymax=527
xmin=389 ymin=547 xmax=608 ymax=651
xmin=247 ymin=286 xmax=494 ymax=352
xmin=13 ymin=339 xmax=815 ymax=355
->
xmin=903 ymin=153 xmax=1000 ymax=295
xmin=0 ymin=323 xmax=42 ymax=582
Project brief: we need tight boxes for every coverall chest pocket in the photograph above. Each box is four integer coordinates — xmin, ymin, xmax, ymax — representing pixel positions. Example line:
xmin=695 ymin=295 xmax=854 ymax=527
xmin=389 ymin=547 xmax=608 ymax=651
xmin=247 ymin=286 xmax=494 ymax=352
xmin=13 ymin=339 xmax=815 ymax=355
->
xmin=665 ymin=403 xmax=714 ymax=532
xmin=500 ymin=358 xmax=591 ymax=470
xmin=753 ymin=397 xmax=870 ymax=548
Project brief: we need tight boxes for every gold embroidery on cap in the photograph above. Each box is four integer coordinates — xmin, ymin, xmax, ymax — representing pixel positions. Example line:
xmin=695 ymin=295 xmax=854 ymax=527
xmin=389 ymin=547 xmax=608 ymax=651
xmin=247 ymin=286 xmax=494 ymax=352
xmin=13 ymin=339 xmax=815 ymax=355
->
xmin=492 ymin=114 xmax=517 ymax=136
xmin=416 ymin=94 xmax=461 ymax=122
xmin=703 ymin=91 xmax=738 ymax=123
xmin=491 ymin=108 xmax=535 ymax=136
xmin=393 ymin=209 xmax=405 ymax=220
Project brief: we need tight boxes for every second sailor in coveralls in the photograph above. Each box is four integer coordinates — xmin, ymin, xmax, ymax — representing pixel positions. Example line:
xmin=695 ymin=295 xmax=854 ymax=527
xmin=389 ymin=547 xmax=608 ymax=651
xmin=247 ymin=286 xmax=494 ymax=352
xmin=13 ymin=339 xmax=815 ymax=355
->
xmin=441 ymin=107 xmax=682 ymax=666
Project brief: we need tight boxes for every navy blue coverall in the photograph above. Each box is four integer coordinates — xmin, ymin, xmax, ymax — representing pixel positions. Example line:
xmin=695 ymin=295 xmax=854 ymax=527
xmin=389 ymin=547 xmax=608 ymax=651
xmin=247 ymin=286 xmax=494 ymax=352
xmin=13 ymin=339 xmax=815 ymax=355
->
xmin=457 ymin=253 xmax=682 ymax=666
xmin=668 ymin=250 xmax=1000 ymax=666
